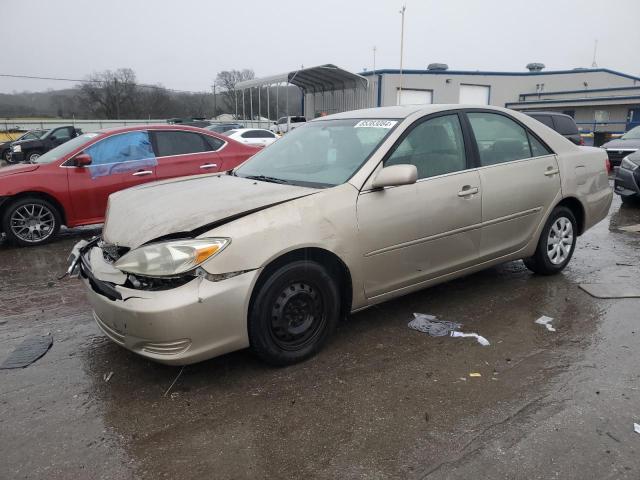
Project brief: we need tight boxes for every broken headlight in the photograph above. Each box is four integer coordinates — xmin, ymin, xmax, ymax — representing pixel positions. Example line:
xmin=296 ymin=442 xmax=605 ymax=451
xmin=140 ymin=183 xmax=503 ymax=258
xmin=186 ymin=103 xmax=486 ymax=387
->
xmin=114 ymin=238 xmax=229 ymax=277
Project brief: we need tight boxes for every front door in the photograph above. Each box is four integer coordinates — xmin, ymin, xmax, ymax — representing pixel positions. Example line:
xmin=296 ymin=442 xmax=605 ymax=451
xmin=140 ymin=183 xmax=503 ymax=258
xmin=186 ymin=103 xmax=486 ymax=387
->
xmin=465 ymin=111 xmax=562 ymax=260
xmin=356 ymin=113 xmax=482 ymax=299
xmin=151 ymin=130 xmax=223 ymax=179
xmin=67 ymin=130 xmax=157 ymax=224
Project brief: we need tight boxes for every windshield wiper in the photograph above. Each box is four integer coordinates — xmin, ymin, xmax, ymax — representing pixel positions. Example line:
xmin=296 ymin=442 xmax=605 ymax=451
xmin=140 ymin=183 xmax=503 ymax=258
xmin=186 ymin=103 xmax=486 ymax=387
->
xmin=243 ymin=174 xmax=290 ymax=184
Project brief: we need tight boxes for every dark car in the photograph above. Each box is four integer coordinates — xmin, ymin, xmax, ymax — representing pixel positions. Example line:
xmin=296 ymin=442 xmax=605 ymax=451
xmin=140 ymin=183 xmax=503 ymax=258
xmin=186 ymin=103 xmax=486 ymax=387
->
xmin=205 ymin=123 xmax=243 ymax=134
xmin=600 ymin=126 xmax=640 ymax=167
xmin=613 ymin=150 xmax=640 ymax=205
xmin=1 ymin=129 xmax=47 ymax=162
xmin=167 ymin=118 xmax=212 ymax=128
xmin=9 ymin=126 xmax=82 ymax=163
xmin=525 ymin=112 xmax=582 ymax=145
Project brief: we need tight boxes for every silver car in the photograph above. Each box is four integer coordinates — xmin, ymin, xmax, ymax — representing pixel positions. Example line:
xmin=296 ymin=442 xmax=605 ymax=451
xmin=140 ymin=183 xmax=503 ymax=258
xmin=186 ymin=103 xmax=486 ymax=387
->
xmin=72 ymin=105 xmax=612 ymax=366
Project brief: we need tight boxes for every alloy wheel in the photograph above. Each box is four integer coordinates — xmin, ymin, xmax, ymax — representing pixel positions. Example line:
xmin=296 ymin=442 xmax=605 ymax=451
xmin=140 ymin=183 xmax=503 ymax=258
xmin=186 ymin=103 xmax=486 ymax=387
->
xmin=546 ymin=216 xmax=573 ymax=265
xmin=9 ymin=203 xmax=56 ymax=243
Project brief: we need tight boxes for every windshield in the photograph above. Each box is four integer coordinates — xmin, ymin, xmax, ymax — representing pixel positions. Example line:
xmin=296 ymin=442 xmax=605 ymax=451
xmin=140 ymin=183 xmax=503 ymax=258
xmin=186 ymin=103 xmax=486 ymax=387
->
xmin=19 ymin=129 xmax=47 ymax=141
xmin=235 ymin=118 xmax=398 ymax=188
xmin=621 ymin=126 xmax=640 ymax=140
xmin=34 ymin=133 xmax=99 ymax=164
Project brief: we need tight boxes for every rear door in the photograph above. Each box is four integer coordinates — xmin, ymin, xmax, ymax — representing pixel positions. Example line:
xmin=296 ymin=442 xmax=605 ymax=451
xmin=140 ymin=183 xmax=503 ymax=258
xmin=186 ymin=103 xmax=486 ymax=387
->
xmin=465 ymin=111 xmax=561 ymax=260
xmin=151 ymin=130 xmax=223 ymax=180
xmin=67 ymin=131 xmax=157 ymax=223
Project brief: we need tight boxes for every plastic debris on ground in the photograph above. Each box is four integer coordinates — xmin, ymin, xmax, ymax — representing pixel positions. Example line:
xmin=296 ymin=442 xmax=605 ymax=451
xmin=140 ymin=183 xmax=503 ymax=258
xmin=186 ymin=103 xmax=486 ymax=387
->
xmin=579 ymin=283 xmax=640 ymax=299
xmin=469 ymin=372 xmax=482 ymax=377
xmin=103 ymin=371 xmax=114 ymax=382
xmin=634 ymin=423 xmax=640 ymax=435
xmin=408 ymin=313 xmax=490 ymax=346
xmin=0 ymin=334 xmax=53 ymax=369
xmin=535 ymin=315 xmax=556 ymax=332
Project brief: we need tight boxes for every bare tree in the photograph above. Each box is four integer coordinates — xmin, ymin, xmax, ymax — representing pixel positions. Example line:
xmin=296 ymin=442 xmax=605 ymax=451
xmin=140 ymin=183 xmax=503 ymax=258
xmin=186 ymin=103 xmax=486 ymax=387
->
xmin=76 ymin=68 xmax=140 ymax=119
xmin=214 ymin=69 xmax=255 ymax=115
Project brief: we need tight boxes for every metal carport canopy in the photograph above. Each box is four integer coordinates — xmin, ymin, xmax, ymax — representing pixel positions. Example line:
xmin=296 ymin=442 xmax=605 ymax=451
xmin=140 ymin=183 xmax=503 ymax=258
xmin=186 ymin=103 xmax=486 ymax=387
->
xmin=236 ymin=64 xmax=368 ymax=93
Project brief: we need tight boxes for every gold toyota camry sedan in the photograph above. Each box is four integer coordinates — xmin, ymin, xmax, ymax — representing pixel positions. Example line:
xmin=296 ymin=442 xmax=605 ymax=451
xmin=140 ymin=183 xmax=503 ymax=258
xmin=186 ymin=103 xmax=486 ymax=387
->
xmin=71 ymin=105 xmax=612 ymax=366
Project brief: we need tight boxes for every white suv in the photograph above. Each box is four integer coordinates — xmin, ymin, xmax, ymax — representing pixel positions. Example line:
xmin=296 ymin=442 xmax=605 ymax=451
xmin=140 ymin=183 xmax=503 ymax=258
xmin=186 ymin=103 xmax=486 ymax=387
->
xmin=270 ymin=116 xmax=306 ymax=134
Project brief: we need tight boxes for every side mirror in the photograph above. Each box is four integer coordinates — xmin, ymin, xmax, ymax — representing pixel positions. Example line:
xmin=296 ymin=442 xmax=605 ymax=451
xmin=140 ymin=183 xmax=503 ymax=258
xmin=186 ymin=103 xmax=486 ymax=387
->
xmin=74 ymin=153 xmax=92 ymax=167
xmin=371 ymin=164 xmax=418 ymax=189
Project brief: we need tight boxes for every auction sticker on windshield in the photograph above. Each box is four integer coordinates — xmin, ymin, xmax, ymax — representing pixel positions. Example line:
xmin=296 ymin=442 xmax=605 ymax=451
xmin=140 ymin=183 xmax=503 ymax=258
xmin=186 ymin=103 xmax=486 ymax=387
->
xmin=354 ymin=120 xmax=397 ymax=128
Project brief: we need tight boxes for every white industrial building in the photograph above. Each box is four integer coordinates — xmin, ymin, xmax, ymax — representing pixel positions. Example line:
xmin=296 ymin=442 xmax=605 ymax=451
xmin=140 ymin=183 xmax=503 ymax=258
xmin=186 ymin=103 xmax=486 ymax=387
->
xmin=238 ymin=64 xmax=640 ymax=139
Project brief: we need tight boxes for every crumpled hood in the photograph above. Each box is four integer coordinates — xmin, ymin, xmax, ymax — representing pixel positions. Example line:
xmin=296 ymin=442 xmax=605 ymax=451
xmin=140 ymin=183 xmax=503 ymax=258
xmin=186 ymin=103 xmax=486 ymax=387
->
xmin=602 ymin=138 xmax=640 ymax=150
xmin=103 ymin=173 xmax=318 ymax=248
xmin=0 ymin=163 xmax=39 ymax=177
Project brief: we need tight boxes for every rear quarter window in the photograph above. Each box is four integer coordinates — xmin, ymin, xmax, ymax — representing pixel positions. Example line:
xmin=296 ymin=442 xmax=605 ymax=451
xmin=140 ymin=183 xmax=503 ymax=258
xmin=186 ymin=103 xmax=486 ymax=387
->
xmin=553 ymin=116 xmax=579 ymax=135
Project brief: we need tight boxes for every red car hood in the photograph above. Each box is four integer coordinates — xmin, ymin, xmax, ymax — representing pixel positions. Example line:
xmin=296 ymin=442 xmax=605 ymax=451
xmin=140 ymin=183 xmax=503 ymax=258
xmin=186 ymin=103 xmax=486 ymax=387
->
xmin=0 ymin=163 xmax=39 ymax=177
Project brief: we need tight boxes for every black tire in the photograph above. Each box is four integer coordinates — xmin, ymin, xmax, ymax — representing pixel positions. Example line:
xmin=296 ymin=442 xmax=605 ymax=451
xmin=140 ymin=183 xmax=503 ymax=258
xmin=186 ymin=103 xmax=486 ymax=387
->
xmin=524 ymin=206 xmax=577 ymax=275
xmin=1 ymin=197 xmax=62 ymax=247
xmin=2 ymin=149 xmax=10 ymax=162
xmin=27 ymin=150 xmax=43 ymax=162
xmin=620 ymin=195 xmax=640 ymax=206
xmin=248 ymin=260 xmax=340 ymax=366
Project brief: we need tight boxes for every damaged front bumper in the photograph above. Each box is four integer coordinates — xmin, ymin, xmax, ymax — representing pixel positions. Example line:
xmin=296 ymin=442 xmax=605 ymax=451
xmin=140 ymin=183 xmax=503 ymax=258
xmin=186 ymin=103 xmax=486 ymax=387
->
xmin=73 ymin=240 xmax=259 ymax=365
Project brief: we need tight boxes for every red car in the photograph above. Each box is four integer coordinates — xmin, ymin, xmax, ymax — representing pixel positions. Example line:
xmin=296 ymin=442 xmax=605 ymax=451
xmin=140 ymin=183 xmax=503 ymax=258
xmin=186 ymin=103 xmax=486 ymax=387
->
xmin=0 ymin=125 xmax=258 ymax=246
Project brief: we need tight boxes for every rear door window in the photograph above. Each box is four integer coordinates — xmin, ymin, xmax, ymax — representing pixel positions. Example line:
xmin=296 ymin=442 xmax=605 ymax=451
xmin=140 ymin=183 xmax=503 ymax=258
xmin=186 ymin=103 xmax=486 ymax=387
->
xmin=467 ymin=112 xmax=533 ymax=166
xmin=153 ymin=131 xmax=211 ymax=157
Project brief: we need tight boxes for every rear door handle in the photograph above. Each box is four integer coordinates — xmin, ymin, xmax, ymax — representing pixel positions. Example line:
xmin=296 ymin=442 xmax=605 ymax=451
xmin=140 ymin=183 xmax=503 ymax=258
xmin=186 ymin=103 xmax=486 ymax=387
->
xmin=458 ymin=186 xmax=479 ymax=197
xmin=544 ymin=167 xmax=560 ymax=176
xmin=132 ymin=170 xmax=153 ymax=177
xmin=200 ymin=163 xmax=218 ymax=169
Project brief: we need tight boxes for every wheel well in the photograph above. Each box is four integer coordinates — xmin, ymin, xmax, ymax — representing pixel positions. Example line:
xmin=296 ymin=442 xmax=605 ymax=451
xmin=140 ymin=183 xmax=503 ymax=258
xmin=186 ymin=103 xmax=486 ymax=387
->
xmin=249 ymin=247 xmax=353 ymax=320
xmin=0 ymin=192 xmax=67 ymax=226
xmin=557 ymin=197 xmax=585 ymax=235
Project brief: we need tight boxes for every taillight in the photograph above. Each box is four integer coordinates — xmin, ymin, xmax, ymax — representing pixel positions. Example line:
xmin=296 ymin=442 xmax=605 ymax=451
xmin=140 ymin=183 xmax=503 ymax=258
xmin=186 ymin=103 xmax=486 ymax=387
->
xmin=605 ymin=158 xmax=612 ymax=173
xmin=579 ymin=137 xmax=584 ymax=146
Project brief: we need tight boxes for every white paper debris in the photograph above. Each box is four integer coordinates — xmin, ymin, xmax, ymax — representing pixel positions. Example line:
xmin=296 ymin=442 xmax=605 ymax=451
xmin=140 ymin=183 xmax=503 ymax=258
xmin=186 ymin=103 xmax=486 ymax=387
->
xmin=634 ymin=423 xmax=640 ymax=434
xmin=535 ymin=316 xmax=556 ymax=332
xmin=451 ymin=331 xmax=490 ymax=346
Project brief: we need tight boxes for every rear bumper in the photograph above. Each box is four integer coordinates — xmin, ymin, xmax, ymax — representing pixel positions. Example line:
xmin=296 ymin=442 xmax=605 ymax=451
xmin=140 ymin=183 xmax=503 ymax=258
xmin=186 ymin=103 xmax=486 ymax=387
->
xmin=614 ymin=167 xmax=640 ymax=198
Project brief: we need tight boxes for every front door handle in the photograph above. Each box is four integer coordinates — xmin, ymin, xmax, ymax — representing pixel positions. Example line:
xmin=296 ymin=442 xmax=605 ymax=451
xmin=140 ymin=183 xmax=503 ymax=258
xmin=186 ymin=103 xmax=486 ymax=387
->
xmin=200 ymin=163 xmax=218 ymax=169
xmin=544 ymin=167 xmax=560 ymax=176
xmin=132 ymin=170 xmax=153 ymax=177
xmin=458 ymin=186 xmax=479 ymax=197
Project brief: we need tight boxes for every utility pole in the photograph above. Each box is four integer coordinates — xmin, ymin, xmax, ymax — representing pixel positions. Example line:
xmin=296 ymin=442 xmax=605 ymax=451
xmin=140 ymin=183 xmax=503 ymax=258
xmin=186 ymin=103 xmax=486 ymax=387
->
xmin=398 ymin=5 xmax=406 ymax=105
xmin=212 ymin=84 xmax=216 ymax=118
xmin=591 ymin=39 xmax=598 ymax=68
xmin=373 ymin=46 xmax=377 ymax=74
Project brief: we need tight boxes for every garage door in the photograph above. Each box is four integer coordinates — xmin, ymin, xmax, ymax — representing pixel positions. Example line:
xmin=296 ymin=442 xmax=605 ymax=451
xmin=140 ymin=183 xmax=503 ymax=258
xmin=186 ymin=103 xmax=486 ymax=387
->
xmin=397 ymin=89 xmax=432 ymax=105
xmin=459 ymin=85 xmax=490 ymax=105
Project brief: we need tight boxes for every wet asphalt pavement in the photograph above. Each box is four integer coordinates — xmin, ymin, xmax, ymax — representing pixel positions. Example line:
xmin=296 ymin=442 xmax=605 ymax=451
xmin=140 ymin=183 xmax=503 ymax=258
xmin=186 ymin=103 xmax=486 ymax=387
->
xmin=1 ymin=192 xmax=639 ymax=480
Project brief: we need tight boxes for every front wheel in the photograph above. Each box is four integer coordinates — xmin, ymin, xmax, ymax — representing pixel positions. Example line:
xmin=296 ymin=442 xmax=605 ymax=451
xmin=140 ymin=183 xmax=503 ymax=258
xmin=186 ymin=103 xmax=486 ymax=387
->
xmin=248 ymin=260 xmax=340 ymax=365
xmin=524 ymin=206 xmax=577 ymax=275
xmin=1 ymin=197 xmax=61 ymax=246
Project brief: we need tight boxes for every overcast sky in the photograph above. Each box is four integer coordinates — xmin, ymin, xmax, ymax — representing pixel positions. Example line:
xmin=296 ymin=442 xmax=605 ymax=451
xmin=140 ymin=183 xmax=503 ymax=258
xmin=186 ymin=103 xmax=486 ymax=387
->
xmin=2 ymin=0 xmax=639 ymax=93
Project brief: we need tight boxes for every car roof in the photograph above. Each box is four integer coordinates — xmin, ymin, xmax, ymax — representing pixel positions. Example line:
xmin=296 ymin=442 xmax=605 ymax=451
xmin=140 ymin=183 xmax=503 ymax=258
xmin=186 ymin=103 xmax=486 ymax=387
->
xmin=230 ymin=128 xmax=273 ymax=133
xmin=526 ymin=111 xmax=574 ymax=119
xmin=318 ymin=104 xmax=515 ymax=121
xmin=95 ymin=124 xmax=218 ymax=135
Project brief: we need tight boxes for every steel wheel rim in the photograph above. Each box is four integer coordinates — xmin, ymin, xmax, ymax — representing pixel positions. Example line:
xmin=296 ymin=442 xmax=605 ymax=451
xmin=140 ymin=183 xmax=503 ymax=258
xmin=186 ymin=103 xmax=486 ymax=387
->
xmin=269 ymin=282 xmax=326 ymax=350
xmin=546 ymin=216 xmax=573 ymax=265
xmin=29 ymin=153 xmax=40 ymax=161
xmin=10 ymin=203 xmax=56 ymax=243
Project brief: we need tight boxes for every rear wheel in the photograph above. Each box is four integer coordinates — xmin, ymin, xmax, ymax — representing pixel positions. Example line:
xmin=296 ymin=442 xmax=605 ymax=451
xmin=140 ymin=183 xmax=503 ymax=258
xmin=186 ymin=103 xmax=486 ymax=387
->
xmin=248 ymin=260 xmax=340 ymax=365
xmin=2 ymin=149 xmax=10 ymax=162
xmin=1 ymin=197 xmax=61 ymax=247
xmin=27 ymin=151 xmax=43 ymax=162
xmin=620 ymin=195 xmax=640 ymax=206
xmin=524 ymin=206 xmax=577 ymax=275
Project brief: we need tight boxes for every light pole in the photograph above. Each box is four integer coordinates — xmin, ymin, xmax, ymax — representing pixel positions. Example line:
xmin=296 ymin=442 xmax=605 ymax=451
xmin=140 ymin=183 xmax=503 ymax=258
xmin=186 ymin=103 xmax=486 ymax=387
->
xmin=398 ymin=4 xmax=406 ymax=105
xmin=373 ymin=46 xmax=377 ymax=74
